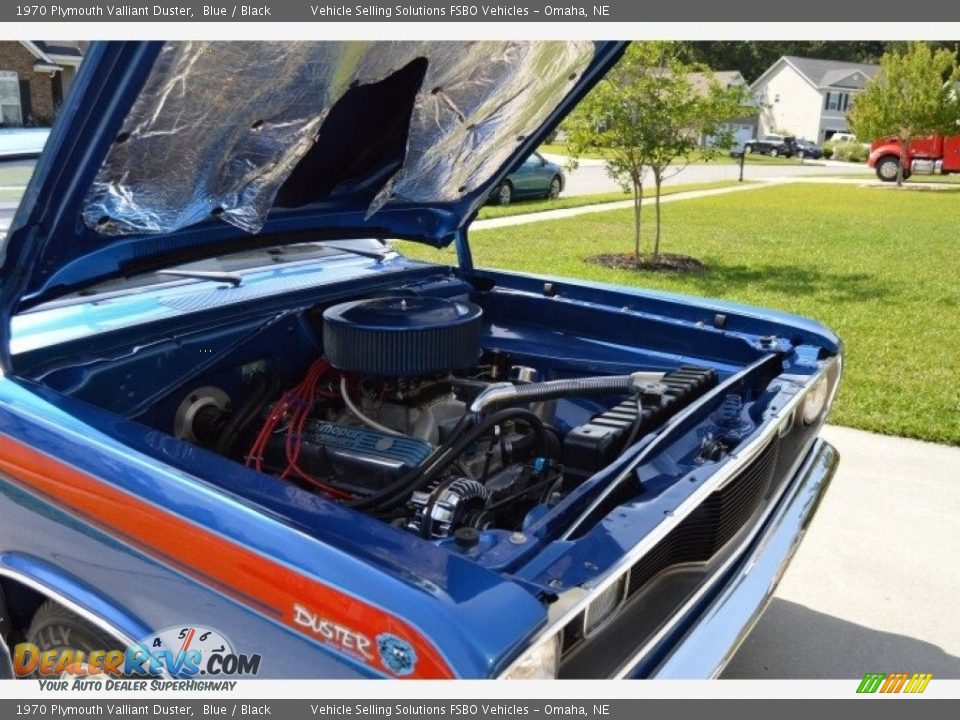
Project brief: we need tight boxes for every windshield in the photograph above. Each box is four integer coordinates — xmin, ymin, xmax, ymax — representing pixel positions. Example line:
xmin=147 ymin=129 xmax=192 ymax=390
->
xmin=27 ymin=238 xmax=394 ymax=308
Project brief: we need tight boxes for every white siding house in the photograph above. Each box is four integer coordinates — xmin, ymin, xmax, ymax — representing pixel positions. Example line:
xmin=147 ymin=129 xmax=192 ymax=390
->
xmin=688 ymin=70 xmax=758 ymax=149
xmin=750 ymin=56 xmax=879 ymax=143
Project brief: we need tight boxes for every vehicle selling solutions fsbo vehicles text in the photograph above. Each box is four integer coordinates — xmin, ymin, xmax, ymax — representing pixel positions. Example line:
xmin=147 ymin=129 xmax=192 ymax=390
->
xmin=308 ymin=5 xmax=532 ymax=18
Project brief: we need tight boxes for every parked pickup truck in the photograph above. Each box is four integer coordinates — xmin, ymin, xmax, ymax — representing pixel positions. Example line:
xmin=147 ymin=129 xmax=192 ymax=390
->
xmin=0 ymin=41 xmax=841 ymax=680
xmin=868 ymin=134 xmax=960 ymax=181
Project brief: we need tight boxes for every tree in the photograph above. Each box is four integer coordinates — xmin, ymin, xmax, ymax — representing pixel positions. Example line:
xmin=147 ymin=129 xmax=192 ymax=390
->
xmin=644 ymin=68 xmax=752 ymax=258
xmin=849 ymin=42 xmax=960 ymax=186
xmin=564 ymin=42 xmax=753 ymax=263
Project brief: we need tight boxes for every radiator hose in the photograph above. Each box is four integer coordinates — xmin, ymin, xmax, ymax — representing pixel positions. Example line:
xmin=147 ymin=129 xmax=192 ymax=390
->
xmin=469 ymin=371 xmax=667 ymax=415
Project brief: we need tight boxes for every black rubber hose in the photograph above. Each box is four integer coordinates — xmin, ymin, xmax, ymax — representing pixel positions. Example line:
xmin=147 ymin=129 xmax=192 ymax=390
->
xmin=348 ymin=408 xmax=548 ymax=513
xmin=345 ymin=412 xmax=476 ymax=512
xmin=372 ymin=409 xmax=547 ymax=514
xmin=213 ymin=371 xmax=280 ymax=457
xmin=622 ymin=395 xmax=645 ymax=450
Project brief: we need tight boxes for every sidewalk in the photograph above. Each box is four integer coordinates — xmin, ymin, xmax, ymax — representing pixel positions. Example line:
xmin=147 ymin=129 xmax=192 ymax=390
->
xmin=725 ymin=424 xmax=960 ymax=677
xmin=472 ymin=180 xmax=777 ymax=231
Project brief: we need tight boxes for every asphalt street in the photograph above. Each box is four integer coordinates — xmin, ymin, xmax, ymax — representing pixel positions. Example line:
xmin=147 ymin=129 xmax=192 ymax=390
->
xmin=540 ymin=154 xmax=869 ymax=196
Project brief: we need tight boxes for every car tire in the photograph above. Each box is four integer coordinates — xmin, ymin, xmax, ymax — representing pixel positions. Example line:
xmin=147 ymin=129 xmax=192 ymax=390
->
xmin=496 ymin=181 xmax=513 ymax=205
xmin=770 ymin=148 xmax=779 ymax=157
xmin=743 ymin=145 xmax=753 ymax=154
xmin=26 ymin=601 xmax=120 ymax=677
xmin=548 ymin=176 xmax=562 ymax=199
xmin=875 ymin=156 xmax=901 ymax=182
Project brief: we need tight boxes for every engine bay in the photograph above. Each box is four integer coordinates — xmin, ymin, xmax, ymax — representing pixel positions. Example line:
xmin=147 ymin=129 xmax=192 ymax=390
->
xmin=165 ymin=294 xmax=724 ymax=541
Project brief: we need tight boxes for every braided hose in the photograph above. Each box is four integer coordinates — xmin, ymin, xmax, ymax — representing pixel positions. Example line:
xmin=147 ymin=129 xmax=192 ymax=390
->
xmin=469 ymin=371 xmax=667 ymax=415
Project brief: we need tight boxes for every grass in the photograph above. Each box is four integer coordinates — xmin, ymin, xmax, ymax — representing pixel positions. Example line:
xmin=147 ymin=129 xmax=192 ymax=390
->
xmin=828 ymin=172 xmax=960 ymax=185
xmin=476 ymin=180 xmax=744 ymax=220
xmin=398 ymin=183 xmax=960 ymax=446
xmin=538 ymin=143 xmax=607 ymax=160
xmin=0 ymin=163 xmax=35 ymax=187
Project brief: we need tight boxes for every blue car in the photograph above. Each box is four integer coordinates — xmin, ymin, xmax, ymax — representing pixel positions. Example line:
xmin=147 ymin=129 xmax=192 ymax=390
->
xmin=493 ymin=152 xmax=565 ymax=205
xmin=0 ymin=41 xmax=840 ymax=680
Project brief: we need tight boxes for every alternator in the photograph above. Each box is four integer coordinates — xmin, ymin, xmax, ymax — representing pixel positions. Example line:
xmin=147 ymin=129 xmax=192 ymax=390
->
xmin=407 ymin=477 xmax=489 ymax=538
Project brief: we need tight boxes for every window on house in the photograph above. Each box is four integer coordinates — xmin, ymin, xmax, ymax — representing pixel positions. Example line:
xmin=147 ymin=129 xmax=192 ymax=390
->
xmin=0 ymin=71 xmax=23 ymax=126
xmin=824 ymin=92 xmax=844 ymax=111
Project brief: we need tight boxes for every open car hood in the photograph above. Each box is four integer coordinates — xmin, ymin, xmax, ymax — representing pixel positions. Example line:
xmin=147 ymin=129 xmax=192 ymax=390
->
xmin=0 ymin=41 xmax=626 ymax=319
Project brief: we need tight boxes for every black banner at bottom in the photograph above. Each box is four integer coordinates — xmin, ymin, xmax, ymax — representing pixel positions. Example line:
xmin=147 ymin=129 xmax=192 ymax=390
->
xmin=0 ymin=699 xmax=956 ymax=720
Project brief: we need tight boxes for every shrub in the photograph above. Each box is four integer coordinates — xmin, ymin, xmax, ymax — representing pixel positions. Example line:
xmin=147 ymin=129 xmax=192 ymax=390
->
xmin=830 ymin=140 xmax=868 ymax=163
xmin=822 ymin=140 xmax=836 ymax=159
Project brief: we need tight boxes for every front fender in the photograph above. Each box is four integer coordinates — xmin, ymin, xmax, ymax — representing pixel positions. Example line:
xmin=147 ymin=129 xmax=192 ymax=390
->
xmin=868 ymin=145 xmax=903 ymax=168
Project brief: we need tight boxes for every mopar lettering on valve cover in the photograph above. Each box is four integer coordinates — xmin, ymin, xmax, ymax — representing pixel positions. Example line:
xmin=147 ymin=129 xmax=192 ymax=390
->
xmin=0 ymin=41 xmax=841 ymax=679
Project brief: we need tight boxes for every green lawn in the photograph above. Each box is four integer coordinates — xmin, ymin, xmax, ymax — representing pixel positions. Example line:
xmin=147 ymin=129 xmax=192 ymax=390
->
xmin=398 ymin=183 xmax=960 ymax=445
xmin=0 ymin=164 xmax=35 ymax=187
xmin=828 ymin=172 xmax=960 ymax=185
xmin=476 ymin=180 xmax=744 ymax=220
xmin=538 ymin=143 xmax=607 ymax=160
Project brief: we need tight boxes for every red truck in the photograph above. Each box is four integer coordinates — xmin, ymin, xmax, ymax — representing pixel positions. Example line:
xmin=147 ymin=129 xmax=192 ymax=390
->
xmin=868 ymin=134 xmax=960 ymax=181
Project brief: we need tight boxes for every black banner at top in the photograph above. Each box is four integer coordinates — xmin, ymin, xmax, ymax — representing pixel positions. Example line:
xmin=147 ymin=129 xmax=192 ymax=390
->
xmin=1 ymin=0 xmax=958 ymax=23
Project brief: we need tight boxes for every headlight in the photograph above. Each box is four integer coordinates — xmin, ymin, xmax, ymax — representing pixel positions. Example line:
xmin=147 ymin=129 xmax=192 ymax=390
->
xmin=584 ymin=575 xmax=626 ymax=635
xmin=802 ymin=374 xmax=829 ymax=425
xmin=501 ymin=634 xmax=560 ymax=679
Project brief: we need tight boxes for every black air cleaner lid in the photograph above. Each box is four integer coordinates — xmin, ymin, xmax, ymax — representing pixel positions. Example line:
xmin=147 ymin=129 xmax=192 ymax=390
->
xmin=322 ymin=296 xmax=483 ymax=376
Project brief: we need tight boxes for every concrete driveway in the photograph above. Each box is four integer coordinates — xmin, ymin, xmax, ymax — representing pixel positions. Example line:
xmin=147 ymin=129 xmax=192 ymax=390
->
xmin=724 ymin=425 xmax=960 ymax=678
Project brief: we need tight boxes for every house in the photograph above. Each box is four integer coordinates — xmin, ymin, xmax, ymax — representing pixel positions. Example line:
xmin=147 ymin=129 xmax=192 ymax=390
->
xmin=750 ymin=56 xmax=879 ymax=143
xmin=688 ymin=70 xmax=758 ymax=149
xmin=0 ymin=41 xmax=84 ymax=127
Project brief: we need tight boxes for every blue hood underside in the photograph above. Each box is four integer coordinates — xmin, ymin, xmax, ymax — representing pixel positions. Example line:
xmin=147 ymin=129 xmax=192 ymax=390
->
xmin=0 ymin=41 xmax=626 ymax=324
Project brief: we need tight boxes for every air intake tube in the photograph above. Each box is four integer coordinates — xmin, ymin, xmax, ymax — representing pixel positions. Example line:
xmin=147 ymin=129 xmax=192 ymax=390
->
xmin=469 ymin=371 xmax=668 ymax=415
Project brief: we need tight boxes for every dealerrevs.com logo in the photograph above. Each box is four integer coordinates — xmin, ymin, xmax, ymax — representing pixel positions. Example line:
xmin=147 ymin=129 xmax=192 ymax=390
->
xmin=14 ymin=625 xmax=261 ymax=683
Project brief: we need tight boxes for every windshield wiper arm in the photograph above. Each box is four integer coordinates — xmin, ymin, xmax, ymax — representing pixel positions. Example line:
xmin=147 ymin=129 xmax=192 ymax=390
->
xmin=157 ymin=269 xmax=243 ymax=287
xmin=317 ymin=242 xmax=389 ymax=262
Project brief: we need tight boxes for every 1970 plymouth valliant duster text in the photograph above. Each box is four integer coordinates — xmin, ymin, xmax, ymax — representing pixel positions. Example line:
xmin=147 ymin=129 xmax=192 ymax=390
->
xmin=0 ymin=41 xmax=840 ymax=680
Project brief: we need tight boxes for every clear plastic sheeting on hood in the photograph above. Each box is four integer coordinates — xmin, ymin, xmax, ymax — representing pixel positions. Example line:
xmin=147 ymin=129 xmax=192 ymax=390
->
xmin=82 ymin=41 xmax=594 ymax=237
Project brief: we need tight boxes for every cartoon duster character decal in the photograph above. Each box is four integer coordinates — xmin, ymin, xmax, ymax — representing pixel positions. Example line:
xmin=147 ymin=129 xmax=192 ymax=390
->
xmin=377 ymin=633 xmax=418 ymax=676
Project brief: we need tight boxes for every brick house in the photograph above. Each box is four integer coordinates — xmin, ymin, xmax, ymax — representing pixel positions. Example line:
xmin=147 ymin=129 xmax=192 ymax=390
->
xmin=0 ymin=41 xmax=84 ymax=127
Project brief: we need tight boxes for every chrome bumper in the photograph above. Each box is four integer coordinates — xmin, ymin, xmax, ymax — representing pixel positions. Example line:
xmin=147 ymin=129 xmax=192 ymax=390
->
xmin=638 ymin=438 xmax=839 ymax=678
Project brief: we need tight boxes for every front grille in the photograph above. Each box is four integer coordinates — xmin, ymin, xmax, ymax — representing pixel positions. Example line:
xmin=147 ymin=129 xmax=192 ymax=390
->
xmin=561 ymin=435 xmax=780 ymax=659
xmin=626 ymin=436 xmax=780 ymax=597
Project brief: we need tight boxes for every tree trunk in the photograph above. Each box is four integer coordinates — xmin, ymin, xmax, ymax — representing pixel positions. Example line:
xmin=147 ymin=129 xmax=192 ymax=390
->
xmin=632 ymin=175 xmax=643 ymax=266
xmin=653 ymin=170 xmax=663 ymax=260
xmin=897 ymin=142 xmax=906 ymax=188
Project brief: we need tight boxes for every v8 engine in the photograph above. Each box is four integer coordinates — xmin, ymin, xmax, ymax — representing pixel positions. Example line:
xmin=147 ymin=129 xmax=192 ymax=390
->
xmin=178 ymin=295 xmax=719 ymax=541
